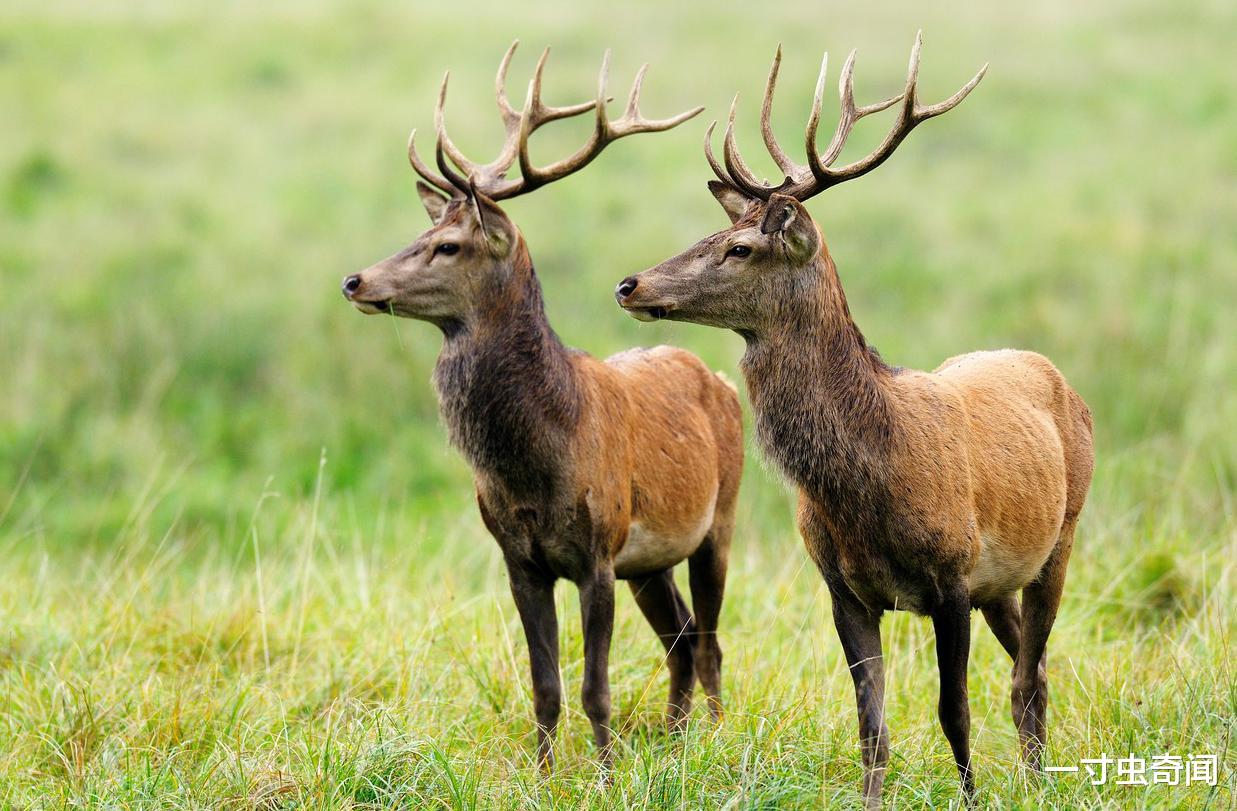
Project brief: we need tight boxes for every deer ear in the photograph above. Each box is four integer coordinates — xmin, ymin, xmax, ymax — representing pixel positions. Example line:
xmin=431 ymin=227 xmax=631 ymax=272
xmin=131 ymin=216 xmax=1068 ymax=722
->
xmin=468 ymin=190 xmax=516 ymax=259
xmin=708 ymin=180 xmax=753 ymax=224
xmin=416 ymin=181 xmax=450 ymax=224
xmin=760 ymin=193 xmax=818 ymax=262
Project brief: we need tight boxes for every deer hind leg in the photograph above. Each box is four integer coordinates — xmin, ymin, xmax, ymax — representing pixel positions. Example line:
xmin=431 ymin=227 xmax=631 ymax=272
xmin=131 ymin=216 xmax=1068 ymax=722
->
xmin=981 ymin=594 xmax=1021 ymax=663
xmin=687 ymin=527 xmax=730 ymax=721
xmin=1014 ymin=520 xmax=1076 ymax=770
xmin=628 ymin=570 xmax=696 ymax=731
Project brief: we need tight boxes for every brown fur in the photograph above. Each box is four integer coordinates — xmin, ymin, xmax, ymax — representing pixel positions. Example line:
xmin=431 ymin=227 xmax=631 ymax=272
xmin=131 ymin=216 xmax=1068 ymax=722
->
xmin=619 ymin=194 xmax=1093 ymax=805
xmin=344 ymin=192 xmax=743 ymax=769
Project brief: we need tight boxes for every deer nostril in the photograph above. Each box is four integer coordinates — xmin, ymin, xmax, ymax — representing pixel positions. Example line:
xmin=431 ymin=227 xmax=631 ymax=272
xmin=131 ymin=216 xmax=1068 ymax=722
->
xmin=342 ymin=274 xmax=362 ymax=298
xmin=615 ymin=276 xmax=639 ymax=301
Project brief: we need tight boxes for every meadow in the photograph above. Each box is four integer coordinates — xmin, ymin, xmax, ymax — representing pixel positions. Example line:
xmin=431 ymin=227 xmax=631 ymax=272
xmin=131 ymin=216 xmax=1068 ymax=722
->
xmin=1 ymin=0 xmax=1234 ymax=807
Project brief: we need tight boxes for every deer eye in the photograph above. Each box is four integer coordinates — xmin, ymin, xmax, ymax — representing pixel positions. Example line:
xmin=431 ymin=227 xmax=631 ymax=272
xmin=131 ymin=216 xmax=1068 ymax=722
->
xmin=726 ymin=244 xmax=751 ymax=258
xmin=435 ymin=242 xmax=459 ymax=256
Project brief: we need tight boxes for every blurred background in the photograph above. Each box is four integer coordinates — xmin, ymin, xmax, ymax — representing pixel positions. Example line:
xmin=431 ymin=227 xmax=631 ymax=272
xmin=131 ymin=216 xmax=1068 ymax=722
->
xmin=1 ymin=0 xmax=1233 ymax=806
xmin=3 ymin=0 xmax=1234 ymax=547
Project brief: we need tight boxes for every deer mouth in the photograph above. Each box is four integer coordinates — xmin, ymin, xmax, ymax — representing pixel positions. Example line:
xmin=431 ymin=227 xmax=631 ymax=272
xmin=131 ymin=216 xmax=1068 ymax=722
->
xmin=623 ymin=304 xmax=670 ymax=322
xmin=617 ymin=292 xmax=672 ymax=321
xmin=352 ymin=298 xmax=391 ymax=315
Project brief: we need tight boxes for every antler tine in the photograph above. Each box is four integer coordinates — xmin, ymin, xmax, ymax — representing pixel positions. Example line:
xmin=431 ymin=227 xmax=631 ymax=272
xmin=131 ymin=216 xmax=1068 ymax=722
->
xmin=494 ymin=40 xmax=522 ymax=124
xmin=624 ymin=62 xmax=647 ymax=118
xmin=818 ymin=49 xmax=904 ymax=167
xmin=915 ymin=59 xmax=988 ymax=120
xmin=526 ymin=46 xmax=600 ymax=125
xmin=897 ymin=30 xmax=986 ymax=122
xmin=722 ymin=94 xmax=782 ymax=199
xmin=793 ymin=30 xmax=986 ymax=199
xmin=471 ymin=40 xmax=527 ymax=182
xmin=615 ymin=100 xmax=705 ymax=136
xmin=703 ymin=119 xmax=735 ymax=187
xmin=802 ymin=51 xmax=829 ymax=185
xmin=760 ymin=45 xmax=804 ymax=177
xmin=407 ymin=128 xmax=456 ymax=195
xmin=434 ymin=130 xmax=471 ymax=193
xmin=594 ymin=47 xmax=613 ymax=132
xmin=610 ymin=58 xmax=704 ymax=137
xmin=508 ymin=49 xmax=702 ymax=199
xmin=905 ymin=29 xmax=924 ymax=110
xmin=433 ymin=72 xmax=485 ymax=190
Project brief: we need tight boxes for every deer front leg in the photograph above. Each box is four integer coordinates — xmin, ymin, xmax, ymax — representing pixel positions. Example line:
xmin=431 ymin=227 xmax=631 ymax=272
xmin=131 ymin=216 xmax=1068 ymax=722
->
xmin=506 ymin=563 xmax=561 ymax=772
xmin=932 ymin=587 xmax=975 ymax=801
xmin=578 ymin=564 xmax=616 ymax=765
xmin=829 ymin=584 xmax=889 ymax=810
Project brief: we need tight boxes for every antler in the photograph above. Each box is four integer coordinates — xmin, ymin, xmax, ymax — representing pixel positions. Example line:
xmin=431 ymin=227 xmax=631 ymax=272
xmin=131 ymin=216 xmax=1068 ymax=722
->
xmin=707 ymin=31 xmax=987 ymax=202
xmin=408 ymin=42 xmax=703 ymax=201
xmin=408 ymin=41 xmax=597 ymax=197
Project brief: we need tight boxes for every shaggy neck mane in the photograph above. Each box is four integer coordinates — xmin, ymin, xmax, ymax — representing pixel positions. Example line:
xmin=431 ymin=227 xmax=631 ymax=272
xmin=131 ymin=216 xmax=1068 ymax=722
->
xmin=740 ymin=248 xmax=899 ymax=523
xmin=432 ymin=239 xmax=582 ymax=495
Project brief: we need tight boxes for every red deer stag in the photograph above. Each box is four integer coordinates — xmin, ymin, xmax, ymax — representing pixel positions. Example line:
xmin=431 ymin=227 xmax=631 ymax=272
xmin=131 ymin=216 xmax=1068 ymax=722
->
xmin=616 ymin=33 xmax=1093 ymax=806
xmin=341 ymin=43 xmax=743 ymax=770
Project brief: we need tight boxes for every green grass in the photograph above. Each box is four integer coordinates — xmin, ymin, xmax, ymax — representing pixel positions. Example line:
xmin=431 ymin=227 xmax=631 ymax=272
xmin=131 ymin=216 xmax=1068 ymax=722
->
xmin=1 ymin=0 xmax=1234 ymax=807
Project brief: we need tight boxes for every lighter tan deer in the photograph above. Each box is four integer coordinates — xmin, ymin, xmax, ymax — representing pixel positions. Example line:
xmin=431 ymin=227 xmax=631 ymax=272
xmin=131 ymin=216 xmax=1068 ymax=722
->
xmin=616 ymin=33 xmax=1093 ymax=807
xmin=341 ymin=43 xmax=743 ymax=770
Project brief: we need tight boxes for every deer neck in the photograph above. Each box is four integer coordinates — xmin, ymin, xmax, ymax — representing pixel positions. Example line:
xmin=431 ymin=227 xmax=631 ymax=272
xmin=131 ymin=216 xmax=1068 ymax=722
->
xmin=739 ymin=251 xmax=899 ymax=513
xmin=432 ymin=245 xmax=581 ymax=496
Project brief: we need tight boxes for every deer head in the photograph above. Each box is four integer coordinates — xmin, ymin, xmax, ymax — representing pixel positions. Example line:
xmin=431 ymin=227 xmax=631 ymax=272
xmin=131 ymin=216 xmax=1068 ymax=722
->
xmin=615 ymin=32 xmax=985 ymax=334
xmin=343 ymin=42 xmax=702 ymax=330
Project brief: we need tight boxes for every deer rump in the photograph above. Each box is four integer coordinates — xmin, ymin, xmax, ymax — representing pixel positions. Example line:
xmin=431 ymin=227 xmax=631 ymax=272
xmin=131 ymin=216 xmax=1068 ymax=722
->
xmin=591 ymin=346 xmax=739 ymax=580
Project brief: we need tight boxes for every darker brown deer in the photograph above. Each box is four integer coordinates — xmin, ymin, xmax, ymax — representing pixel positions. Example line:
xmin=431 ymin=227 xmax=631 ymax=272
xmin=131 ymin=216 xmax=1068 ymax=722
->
xmin=341 ymin=43 xmax=743 ymax=770
xmin=616 ymin=33 xmax=1093 ymax=806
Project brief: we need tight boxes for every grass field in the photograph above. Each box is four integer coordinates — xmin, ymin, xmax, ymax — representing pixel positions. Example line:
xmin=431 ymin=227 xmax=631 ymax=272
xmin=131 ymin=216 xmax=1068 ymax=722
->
xmin=1 ymin=0 xmax=1234 ymax=807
